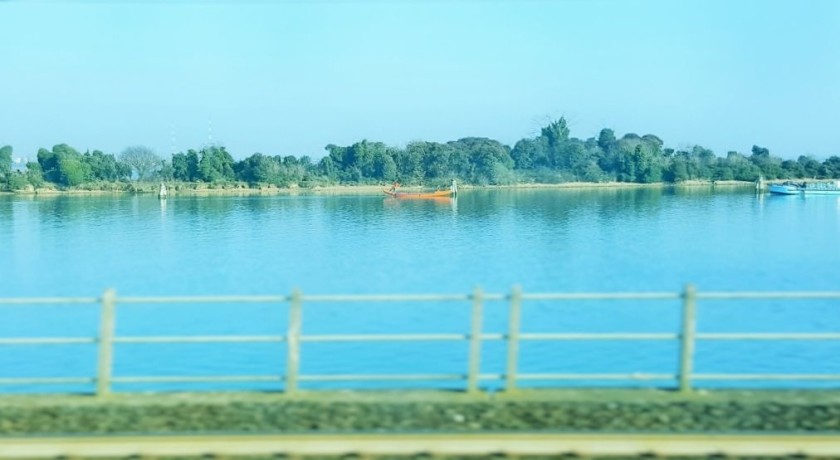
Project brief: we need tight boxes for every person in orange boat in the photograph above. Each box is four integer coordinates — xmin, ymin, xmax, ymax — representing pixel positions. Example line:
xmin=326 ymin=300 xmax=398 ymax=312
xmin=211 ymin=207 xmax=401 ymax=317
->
xmin=389 ymin=181 xmax=400 ymax=192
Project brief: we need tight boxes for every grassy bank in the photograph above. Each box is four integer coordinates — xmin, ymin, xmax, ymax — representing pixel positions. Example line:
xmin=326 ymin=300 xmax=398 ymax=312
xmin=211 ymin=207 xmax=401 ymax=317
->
xmin=1 ymin=389 xmax=838 ymax=435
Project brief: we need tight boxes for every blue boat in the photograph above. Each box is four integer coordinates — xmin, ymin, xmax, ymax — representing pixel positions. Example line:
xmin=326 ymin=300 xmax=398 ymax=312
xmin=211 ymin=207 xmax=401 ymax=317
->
xmin=768 ymin=181 xmax=840 ymax=195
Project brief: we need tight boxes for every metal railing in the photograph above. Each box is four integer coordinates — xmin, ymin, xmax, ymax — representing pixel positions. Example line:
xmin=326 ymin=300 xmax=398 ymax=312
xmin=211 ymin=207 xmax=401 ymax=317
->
xmin=1 ymin=285 xmax=839 ymax=396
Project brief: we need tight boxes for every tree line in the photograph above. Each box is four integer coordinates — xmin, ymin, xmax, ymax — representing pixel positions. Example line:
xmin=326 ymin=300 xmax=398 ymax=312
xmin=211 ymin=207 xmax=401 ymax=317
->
xmin=3 ymin=118 xmax=840 ymax=191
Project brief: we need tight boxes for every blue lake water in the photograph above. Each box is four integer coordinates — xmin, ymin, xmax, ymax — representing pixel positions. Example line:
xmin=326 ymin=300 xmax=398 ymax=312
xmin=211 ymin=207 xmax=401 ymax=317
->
xmin=1 ymin=187 xmax=839 ymax=392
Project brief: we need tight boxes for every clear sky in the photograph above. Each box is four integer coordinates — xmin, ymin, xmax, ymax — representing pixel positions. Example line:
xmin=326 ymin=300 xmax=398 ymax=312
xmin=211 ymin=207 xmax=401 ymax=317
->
xmin=1 ymin=0 xmax=838 ymax=161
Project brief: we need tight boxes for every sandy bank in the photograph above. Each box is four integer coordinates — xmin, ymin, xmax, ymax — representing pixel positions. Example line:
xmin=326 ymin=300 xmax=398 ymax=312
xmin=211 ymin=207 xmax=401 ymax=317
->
xmin=2 ymin=180 xmax=757 ymax=197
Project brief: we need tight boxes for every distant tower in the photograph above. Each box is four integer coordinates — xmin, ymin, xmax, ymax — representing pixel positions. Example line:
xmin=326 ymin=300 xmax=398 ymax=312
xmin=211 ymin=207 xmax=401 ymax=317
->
xmin=207 ymin=117 xmax=214 ymax=145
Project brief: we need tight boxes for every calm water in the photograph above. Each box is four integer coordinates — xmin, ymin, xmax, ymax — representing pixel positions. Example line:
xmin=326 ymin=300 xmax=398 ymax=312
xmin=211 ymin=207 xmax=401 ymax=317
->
xmin=1 ymin=187 xmax=839 ymax=392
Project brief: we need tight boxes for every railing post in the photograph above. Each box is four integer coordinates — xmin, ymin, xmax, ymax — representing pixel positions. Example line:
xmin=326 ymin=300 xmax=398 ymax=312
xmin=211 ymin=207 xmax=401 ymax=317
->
xmin=679 ymin=283 xmax=697 ymax=393
xmin=505 ymin=285 xmax=523 ymax=392
xmin=96 ymin=288 xmax=116 ymax=397
xmin=467 ymin=286 xmax=483 ymax=394
xmin=286 ymin=288 xmax=303 ymax=394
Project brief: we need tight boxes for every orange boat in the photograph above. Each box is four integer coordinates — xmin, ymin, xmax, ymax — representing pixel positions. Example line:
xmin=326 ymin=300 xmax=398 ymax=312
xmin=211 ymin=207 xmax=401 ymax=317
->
xmin=383 ymin=189 xmax=454 ymax=199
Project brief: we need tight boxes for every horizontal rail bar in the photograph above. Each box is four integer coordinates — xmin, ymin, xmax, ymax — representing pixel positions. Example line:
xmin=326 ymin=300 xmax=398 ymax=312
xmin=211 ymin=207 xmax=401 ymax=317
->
xmin=517 ymin=373 xmax=676 ymax=381
xmin=298 ymin=374 xmax=465 ymax=382
xmin=117 ymin=295 xmax=290 ymax=304
xmin=1 ymin=328 xmax=833 ymax=349
xmin=520 ymin=333 xmax=678 ymax=340
xmin=693 ymin=374 xmax=840 ymax=381
xmin=6 ymin=432 xmax=839 ymax=458
xmin=698 ymin=332 xmax=840 ymax=340
xmin=523 ymin=292 xmax=680 ymax=301
xmin=26 ymin=373 xmax=836 ymax=385
xmin=0 ymin=297 xmax=98 ymax=305
xmin=6 ymin=291 xmax=839 ymax=306
xmin=111 ymin=375 xmax=283 ymax=383
xmin=9 ymin=332 xmax=839 ymax=347
xmin=301 ymin=334 xmax=467 ymax=342
xmin=0 ymin=377 xmax=94 ymax=385
xmin=114 ymin=335 xmax=285 ymax=344
xmin=698 ymin=291 xmax=840 ymax=300
xmin=0 ymin=337 xmax=96 ymax=345
xmin=300 ymin=294 xmax=474 ymax=302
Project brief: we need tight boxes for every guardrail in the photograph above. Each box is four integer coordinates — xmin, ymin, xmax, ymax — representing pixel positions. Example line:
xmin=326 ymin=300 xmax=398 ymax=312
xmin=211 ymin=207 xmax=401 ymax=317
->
xmin=1 ymin=285 xmax=839 ymax=396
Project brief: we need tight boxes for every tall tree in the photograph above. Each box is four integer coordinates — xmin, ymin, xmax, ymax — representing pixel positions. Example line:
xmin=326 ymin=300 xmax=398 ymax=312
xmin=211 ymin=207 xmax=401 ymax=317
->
xmin=0 ymin=145 xmax=12 ymax=179
xmin=198 ymin=146 xmax=235 ymax=182
xmin=120 ymin=146 xmax=161 ymax=181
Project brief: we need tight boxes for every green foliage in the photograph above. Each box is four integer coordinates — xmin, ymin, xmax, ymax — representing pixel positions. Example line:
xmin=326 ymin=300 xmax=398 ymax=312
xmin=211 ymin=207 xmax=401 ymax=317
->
xmin=541 ymin=117 xmax=570 ymax=147
xmin=796 ymin=155 xmax=822 ymax=178
xmin=16 ymin=118 xmax=840 ymax=190
xmin=422 ymin=143 xmax=451 ymax=179
xmin=822 ymin=156 xmax=840 ymax=178
xmin=172 ymin=150 xmax=200 ymax=181
xmin=36 ymin=144 xmax=93 ymax=186
xmin=5 ymin=171 xmax=29 ymax=191
xmin=83 ymin=150 xmax=130 ymax=181
xmin=58 ymin=156 xmax=90 ymax=187
xmin=511 ymin=138 xmax=540 ymax=170
xmin=234 ymin=152 xmax=308 ymax=186
xmin=319 ymin=156 xmax=337 ymax=180
xmin=0 ymin=145 xmax=12 ymax=179
xmin=37 ymin=147 xmax=61 ymax=183
xmin=25 ymin=162 xmax=44 ymax=188
xmin=198 ymin=146 xmax=235 ymax=182
xmin=237 ymin=152 xmax=278 ymax=184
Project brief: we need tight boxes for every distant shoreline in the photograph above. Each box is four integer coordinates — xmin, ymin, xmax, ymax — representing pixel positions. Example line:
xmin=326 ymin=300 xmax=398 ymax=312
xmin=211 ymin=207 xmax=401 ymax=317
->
xmin=0 ymin=180 xmax=760 ymax=197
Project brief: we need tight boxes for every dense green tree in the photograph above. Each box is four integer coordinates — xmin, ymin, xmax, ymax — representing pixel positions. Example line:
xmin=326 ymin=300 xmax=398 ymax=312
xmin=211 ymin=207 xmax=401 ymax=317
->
xmin=664 ymin=156 xmax=689 ymax=182
xmin=18 ymin=118 xmax=840 ymax=189
xmin=722 ymin=151 xmax=761 ymax=181
xmin=444 ymin=137 xmax=513 ymax=184
xmin=396 ymin=142 xmax=426 ymax=182
xmin=422 ymin=143 xmax=451 ymax=179
xmin=237 ymin=153 xmax=279 ymax=184
xmin=319 ymin=155 xmax=337 ymax=180
xmin=5 ymin=171 xmax=29 ymax=191
xmin=25 ymin=162 xmax=44 ymax=188
xmin=34 ymin=144 xmax=94 ymax=186
xmin=0 ymin=145 xmax=12 ymax=179
xmin=58 ymin=155 xmax=88 ymax=186
xmin=37 ymin=147 xmax=61 ymax=183
xmin=82 ymin=150 xmax=130 ymax=181
xmin=171 ymin=153 xmax=189 ymax=181
xmin=594 ymin=129 xmax=619 ymax=175
xmin=511 ymin=138 xmax=541 ymax=170
xmin=198 ymin=146 xmax=235 ymax=182
xmin=541 ymin=118 xmax=570 ymax=148
xmin=748 ymin=145 xmax=784 ymax=179
xmin=371 ymin=150 xmax=397 ymax=181
xmin=821 ymin=156 xmax=840 ymax=178
xmin=172 ymin=150 xmax=201 ymax=181
xmin=558 ymin=140 xmax=591 ymax=177
xmin=689 ymin=146 xmax=715 ymax=179
xmin=781 ymin=159 xmax=804 ymax=178
xmin=797 ymin=155 xmax=822 ymax=178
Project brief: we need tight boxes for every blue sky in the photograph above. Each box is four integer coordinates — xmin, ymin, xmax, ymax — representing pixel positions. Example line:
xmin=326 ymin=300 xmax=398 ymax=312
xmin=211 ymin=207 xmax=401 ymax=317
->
xmin=1 ymin=0 xmax=838 ymax=161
